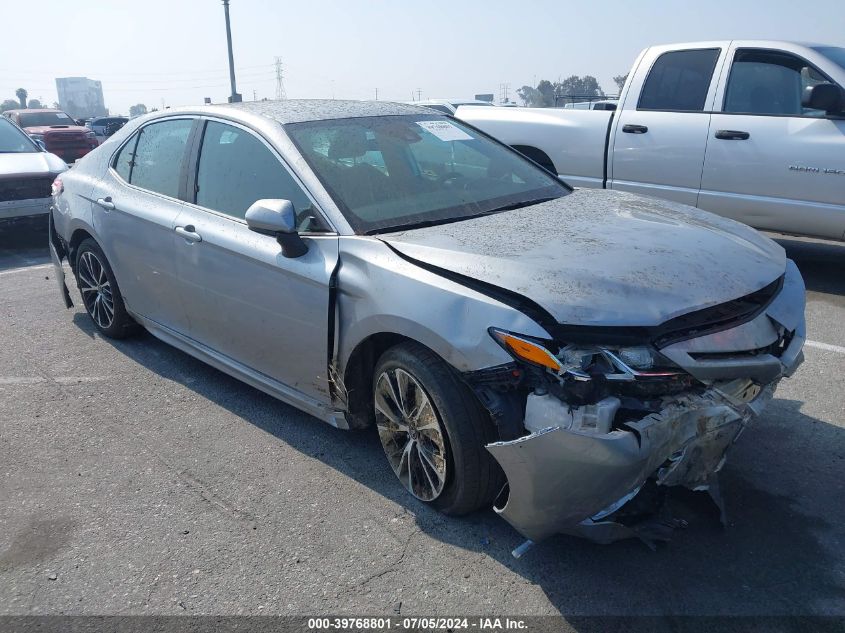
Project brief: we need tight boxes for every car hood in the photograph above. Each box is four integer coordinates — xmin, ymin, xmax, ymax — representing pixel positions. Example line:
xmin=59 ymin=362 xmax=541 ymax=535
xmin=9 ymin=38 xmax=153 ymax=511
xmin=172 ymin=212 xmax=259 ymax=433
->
xmin=0 ymin=152 xmax=67 ymax=178
xmin=380 ymin=189 xmax=786 ymax=327
xmin=24 ymin=125 xmax=89 ymax=134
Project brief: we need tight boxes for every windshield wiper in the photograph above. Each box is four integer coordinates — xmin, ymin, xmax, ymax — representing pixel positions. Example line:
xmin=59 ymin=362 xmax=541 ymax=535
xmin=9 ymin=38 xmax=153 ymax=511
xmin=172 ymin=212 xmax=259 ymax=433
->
xmin=481 ymin=197 xmax=557 ymax=214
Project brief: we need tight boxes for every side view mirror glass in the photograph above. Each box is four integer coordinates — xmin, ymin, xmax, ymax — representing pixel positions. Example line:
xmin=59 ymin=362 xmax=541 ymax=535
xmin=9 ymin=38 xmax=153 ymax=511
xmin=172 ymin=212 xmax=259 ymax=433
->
xmin=802 ymin=83 xmax=845 ymax=115
xmin=245 ymin=199 xmax=308 ymax=258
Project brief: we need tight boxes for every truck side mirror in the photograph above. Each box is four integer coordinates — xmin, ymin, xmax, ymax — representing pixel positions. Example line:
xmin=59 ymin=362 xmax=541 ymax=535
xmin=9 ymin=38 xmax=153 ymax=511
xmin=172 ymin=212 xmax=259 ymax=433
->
xmin=245 ymin=199 xmax=308 ymax=258
xmin=802 ymin=83 xmax=845 ymax=115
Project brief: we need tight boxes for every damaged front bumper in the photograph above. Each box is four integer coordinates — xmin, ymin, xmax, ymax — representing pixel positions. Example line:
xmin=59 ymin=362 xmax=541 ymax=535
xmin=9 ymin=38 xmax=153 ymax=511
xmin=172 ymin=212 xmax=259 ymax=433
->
xmin=485 ymin=261 xmax=806 ymax=545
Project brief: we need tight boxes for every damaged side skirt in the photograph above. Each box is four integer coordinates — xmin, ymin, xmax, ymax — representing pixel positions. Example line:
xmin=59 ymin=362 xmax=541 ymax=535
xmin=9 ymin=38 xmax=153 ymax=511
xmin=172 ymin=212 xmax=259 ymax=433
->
xmin=485 ymin=382 xmax=775 ymax=546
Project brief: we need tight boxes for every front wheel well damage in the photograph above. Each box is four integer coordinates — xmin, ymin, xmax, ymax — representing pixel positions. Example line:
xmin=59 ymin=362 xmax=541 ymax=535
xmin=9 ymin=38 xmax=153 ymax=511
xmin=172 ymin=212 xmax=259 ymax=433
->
xmin=68 ymin=228 xmax=95 ymax=273
xmin=342 ymin=333 xmax=412 ymax=429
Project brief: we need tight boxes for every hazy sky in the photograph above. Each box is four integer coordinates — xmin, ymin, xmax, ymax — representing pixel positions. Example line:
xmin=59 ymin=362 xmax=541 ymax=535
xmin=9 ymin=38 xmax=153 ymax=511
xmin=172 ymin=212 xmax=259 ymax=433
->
xmin=2 ymin=0 xmax=843 ymax=115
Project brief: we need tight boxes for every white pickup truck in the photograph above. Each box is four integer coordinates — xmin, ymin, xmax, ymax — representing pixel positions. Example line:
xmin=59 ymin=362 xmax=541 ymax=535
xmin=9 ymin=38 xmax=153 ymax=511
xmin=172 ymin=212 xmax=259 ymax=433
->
xmin=457 ymin=41 xmax=845 ymax=241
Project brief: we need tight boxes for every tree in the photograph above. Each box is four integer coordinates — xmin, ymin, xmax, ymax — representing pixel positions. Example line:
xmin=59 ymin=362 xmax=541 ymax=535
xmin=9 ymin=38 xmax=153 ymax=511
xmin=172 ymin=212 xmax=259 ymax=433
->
xmin=516 ymin=85 xmax=543 ymax=107
xmin=15 ymin=88 xmax=27 ymax=109
xmin=613 ymin=74 xmax=628 ymax=92
xmin=537 ymin=80 xmax=556 ymax=108
xmin=1 ymin=99 xmax=19 ymax=112
xmin=129 ymin=103 xmax=148 ymax=117
xmin=27 ymin=98 xmax=42 ymax=109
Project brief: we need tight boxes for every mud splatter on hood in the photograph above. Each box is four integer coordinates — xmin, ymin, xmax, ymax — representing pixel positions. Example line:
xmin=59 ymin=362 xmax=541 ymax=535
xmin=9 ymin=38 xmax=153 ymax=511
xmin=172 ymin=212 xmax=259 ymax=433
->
xmin=381 ymin=189 xmax=786 ymax=326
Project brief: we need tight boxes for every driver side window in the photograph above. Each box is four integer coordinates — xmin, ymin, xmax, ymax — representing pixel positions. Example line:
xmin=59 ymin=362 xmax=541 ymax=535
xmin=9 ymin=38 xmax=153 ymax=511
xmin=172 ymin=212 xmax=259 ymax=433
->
xmin=194 ymin=121 xmax=327 ymax=231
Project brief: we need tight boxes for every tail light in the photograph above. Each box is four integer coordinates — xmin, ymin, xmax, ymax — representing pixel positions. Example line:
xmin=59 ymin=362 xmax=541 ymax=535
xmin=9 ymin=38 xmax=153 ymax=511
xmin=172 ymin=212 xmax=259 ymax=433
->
xmin=51 ymin=177 xmax=64 ymax=197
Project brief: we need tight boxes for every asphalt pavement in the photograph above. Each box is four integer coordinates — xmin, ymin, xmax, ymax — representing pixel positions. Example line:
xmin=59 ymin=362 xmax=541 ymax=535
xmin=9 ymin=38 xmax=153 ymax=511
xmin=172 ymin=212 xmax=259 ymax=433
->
xmin=0 ymin=220 xmax=843 ymax=619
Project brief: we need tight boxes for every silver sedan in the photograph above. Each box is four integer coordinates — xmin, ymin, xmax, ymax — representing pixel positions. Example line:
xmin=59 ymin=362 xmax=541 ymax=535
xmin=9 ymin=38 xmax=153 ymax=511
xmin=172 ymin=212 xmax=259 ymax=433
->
xmin=49 ymin=100 xmax=805 ymax=550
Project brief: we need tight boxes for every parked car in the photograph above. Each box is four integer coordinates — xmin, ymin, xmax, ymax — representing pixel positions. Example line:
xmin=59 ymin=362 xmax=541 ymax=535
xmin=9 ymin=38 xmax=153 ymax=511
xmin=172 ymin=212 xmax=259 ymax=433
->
xmin=408 ymin=99 xmax=497 ymax=114
xmin=3 ymin=109 xmax=99 ymax=163
xmin=457 ymin=40 xmax=845 ymax=242
xmin=0 ymin=116 xmax=67 ymax=222
xmin=49 ymin=101 xmax=805 ymax=548
xmin=86 ymin=116 xmax=129 ymax=139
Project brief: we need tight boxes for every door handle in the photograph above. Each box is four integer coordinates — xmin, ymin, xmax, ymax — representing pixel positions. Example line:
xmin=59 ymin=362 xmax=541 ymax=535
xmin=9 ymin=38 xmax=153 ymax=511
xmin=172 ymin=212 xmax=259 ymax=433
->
xmin=622 ymin=124 xmax=648 ymax=134
xmin=96 ymin=196 xmax=115 ymax=210
xmin=715 ymin=130 xmax=750 ymax=140
xmin=175 ymin=225 xmax=202 ymax=243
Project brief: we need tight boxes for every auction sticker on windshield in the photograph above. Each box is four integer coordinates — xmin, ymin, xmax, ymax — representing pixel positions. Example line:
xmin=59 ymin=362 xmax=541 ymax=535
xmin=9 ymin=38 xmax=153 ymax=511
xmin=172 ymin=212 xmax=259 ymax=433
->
xmin=417 ymin=120 xmax=473 ymax=142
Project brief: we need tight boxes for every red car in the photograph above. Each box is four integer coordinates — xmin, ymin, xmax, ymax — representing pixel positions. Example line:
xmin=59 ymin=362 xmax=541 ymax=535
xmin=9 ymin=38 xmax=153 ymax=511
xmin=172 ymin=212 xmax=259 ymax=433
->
xmin=3 ymin=109 xmax=98 ymax=163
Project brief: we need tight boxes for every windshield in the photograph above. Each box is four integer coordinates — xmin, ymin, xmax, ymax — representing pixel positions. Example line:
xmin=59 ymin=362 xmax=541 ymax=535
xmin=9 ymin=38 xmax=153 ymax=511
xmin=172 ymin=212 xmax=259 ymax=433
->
xmin=286 ymin=115 xmax=569 ymax=234
xmin=814 ymin=46 xmax=845 ymax=72
xmin=17 ymin=111 xmax=76 ymax=128
xmin=0 ymin=119 xmax=38 ymax=153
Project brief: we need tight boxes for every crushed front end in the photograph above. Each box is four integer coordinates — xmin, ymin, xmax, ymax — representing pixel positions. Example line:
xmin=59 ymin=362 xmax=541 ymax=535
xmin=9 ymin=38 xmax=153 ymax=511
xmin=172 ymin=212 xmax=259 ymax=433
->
xmin=472 ymin=261 xmax=806 ymax=546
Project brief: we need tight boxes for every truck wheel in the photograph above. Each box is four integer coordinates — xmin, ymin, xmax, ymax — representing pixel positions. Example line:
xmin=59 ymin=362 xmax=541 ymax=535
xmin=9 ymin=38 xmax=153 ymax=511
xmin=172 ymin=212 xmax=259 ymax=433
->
xmin=373 ymin=341 xmax=503 ymax=515
xmin=74 ymin=238 xmax=135 ymax=339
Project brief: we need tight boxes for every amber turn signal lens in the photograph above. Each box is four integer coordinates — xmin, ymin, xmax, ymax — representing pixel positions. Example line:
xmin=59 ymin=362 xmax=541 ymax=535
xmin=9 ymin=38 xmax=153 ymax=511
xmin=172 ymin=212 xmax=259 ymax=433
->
xmin=491 ymin=330 xmax=561 ymax=371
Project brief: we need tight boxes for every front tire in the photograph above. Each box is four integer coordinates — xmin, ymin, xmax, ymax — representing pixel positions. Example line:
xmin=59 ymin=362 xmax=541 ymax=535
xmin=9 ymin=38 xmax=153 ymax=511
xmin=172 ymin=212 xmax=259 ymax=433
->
xmin=74 ymin=238 xmax=135 ymax=339
xmin=373 ymin=342 xmax=503 ymax=515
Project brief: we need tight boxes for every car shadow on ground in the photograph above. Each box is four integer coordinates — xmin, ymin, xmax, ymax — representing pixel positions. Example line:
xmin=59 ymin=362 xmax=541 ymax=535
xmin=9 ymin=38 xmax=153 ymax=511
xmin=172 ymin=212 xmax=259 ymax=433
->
xmin=775 ymin=237 xmax=845 ymax=297
xmin=71 ymin=309 xmax=844 ymax=616
xmin=0 ymin=216 xmax=50 ymax=271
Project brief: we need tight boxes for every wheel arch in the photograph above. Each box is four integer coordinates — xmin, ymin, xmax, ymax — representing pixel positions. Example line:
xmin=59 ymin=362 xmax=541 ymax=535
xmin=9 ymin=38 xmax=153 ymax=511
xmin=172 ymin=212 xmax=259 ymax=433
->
xmin=510 ymin=145 xmax=557 ymax=175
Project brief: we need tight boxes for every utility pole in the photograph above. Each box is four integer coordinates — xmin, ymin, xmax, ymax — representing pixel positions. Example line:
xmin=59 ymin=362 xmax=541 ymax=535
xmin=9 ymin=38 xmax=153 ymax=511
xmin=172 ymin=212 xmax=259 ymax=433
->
xmin=275 ymin=57 xmax=287 ymax=100
xmin=499 ymin=82 xmax=510 ymax=104
xmin=416 ymin=88 xmax=422 ymax=101
xmin=222 ymin=0 xmax=241 ymax=103
xmin=374 ymin=87 xmax=378 ymax=101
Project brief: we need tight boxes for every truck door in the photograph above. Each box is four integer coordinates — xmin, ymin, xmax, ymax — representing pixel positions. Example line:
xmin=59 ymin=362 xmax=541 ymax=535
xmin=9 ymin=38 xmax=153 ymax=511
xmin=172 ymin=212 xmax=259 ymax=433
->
xmin=610 ymin=46 xmax=726 ymax=206
xmin=700 ymin=46 xmax=845 ymax=240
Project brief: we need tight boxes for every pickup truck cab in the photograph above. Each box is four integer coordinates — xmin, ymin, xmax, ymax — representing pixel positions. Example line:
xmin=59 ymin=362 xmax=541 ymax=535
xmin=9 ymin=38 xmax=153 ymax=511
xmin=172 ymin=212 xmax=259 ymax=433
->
xmin=3 ymin=109 xmax=99 ymax=164
xmin=458 ymin=41 xmax=845 ymax=241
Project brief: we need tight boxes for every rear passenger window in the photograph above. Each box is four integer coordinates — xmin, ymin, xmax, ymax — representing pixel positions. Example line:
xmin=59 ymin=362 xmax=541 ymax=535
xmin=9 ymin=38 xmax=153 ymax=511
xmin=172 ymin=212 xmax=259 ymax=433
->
xmin=195 ymin=121 xmax=319 ymax=227
xmin=113 ymin=135 xmax=136 ymax=181
xmin=129 ymin=119 xmax=193 ymax=198
xmin=638 ymin=49 xmax=721 ymax=112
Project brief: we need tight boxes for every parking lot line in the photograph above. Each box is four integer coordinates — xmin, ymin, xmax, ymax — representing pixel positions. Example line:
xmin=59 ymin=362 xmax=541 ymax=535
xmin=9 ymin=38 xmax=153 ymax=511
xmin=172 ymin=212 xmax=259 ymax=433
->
xmin=805 ymin=339 xmax=845 ymax=355
xmin=0 ymin=263 xmax=53 ymax=277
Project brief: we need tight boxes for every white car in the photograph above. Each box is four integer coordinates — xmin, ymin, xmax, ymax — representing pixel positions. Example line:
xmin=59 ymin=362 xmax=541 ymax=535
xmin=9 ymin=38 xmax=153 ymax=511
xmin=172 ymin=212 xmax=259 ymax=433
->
xmin=0 ymin=116 xmax=67 ymax=222
xmin=458 ymin=40 xmax=845 ymax=242
xmin=408 ymin=99 xmax=496 ymax=114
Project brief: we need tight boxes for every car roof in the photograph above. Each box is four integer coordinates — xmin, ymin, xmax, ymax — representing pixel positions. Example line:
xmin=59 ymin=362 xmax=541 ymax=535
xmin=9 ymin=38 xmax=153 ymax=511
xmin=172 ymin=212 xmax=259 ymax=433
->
xmin=150 ymin=99 xmax=435 ymax=126
xmin=5 ymin=108 xmax=65 ymax=114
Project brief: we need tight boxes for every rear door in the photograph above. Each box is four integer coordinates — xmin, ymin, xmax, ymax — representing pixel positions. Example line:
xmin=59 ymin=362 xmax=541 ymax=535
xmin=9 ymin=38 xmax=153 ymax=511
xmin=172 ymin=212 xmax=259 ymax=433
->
xmin=172 ymin=118 xmax=338 ymax=401
xmin=91 ymin=117 xmax=196 ymax=331
xmin=700 ymin=46 xmax=845 ymax=240
xmin=611 ymin=46 xmax=727 ymax=206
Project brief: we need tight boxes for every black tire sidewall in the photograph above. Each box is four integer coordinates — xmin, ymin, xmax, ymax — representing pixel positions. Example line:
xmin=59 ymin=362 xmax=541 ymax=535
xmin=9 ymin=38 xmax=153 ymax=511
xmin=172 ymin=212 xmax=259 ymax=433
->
xmin=75 ymin=239 xmax=133 ymax=339
xmin=374 ymin=342 xmax=501 ymax=515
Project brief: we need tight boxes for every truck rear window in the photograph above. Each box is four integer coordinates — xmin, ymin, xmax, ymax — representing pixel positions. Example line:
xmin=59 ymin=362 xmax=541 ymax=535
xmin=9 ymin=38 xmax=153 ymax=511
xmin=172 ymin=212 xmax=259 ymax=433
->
xmin=638 ymin=49 xmax=721 ymax=112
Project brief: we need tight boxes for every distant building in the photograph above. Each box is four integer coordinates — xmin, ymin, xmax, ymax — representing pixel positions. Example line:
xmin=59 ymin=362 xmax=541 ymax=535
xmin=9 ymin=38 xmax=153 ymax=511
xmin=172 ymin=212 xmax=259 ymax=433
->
xmin=55 ymin=77 xmax=107 ymax=118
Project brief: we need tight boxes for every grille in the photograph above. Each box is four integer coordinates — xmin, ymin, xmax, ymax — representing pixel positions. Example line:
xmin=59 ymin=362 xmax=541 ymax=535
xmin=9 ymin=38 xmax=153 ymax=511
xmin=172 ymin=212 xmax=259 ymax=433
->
xmin=0 ymin=177 xmax=53 ymax=202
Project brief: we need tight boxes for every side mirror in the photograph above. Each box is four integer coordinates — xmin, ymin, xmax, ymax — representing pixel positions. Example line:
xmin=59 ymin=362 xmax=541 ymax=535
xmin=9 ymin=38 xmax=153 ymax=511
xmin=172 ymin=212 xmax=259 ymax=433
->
xmin=245 ymin=199 xmax=308 ymax=258
xmin=35 ymin=139 xmax=47 ymax=151
xmin=802 ymin=83 xmax=845 ymax=115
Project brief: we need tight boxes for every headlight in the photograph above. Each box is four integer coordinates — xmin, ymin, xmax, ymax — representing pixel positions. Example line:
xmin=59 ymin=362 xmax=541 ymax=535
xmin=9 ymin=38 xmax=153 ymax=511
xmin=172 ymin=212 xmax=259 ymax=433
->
xmin=85 ymin=131 xmax=96 ymax=138
xmin=490 ymin=329 xmax=677 ymax=380
xmin=489 ymin=329 xmax=561 ymax=371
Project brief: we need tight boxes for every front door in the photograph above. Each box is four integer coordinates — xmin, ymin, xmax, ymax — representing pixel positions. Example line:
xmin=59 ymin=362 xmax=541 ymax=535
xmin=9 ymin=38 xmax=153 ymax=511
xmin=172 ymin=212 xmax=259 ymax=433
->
xmin=700 ymin=47 xmax=845 ymax=240
xmin=611 ymin=47 xmax=725 ymax=206
xmin=172 ymin=119 xmax=338 ymax=401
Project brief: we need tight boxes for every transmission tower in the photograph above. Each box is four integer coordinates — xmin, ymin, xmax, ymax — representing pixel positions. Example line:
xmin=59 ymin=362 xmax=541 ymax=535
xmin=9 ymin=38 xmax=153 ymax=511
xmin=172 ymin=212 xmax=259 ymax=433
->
xmin=275 ymin=57 xmax=287 ymax=100
xmin=499 ymin=82 xmax=510 ymax=104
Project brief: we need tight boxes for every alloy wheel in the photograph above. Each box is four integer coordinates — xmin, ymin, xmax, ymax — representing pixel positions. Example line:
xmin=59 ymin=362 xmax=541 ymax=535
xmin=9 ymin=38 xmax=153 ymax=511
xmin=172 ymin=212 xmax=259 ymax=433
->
xmin=375 ymin=368 xmax=448 ymax=501
xmin=78 ymin=251 xmax=115 ymax=329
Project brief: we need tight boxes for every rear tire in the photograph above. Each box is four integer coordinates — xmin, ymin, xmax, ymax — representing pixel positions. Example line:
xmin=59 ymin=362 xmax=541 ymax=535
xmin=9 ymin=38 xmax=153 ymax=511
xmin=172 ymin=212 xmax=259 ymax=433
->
xmin=373 ymin=341 xmax=503 ymax=515
xmin=74 ymin=238 xmax=135 ymax=339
